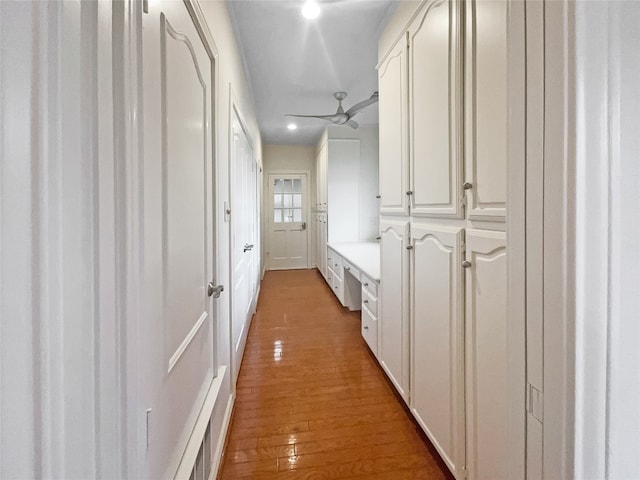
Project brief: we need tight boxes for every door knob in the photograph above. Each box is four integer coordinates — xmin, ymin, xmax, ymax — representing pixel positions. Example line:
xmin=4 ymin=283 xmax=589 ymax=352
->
xmin=463 ymin=182 xmax=473 ymax=190
xmin=462 ymin=260 xmax=472 ymax=268
xmin=208 ymin=282 xmax=224 ymax=298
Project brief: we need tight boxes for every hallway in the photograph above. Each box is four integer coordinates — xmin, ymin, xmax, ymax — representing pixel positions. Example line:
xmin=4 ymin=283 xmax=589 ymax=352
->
xmin=218 ymin=270 xmax=452 ymax=479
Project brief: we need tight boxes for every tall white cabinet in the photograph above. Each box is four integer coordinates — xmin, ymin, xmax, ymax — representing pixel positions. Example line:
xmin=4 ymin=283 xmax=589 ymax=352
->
xmin=377 ymin=1 xmax=517 ymax=479
xmin=313 ymin=126 xmax=379 ymax=278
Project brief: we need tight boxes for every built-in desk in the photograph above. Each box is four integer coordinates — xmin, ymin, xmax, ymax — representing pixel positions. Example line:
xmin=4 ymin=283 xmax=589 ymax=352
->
xmin=325 ymin=242 xmax=380 ymax=355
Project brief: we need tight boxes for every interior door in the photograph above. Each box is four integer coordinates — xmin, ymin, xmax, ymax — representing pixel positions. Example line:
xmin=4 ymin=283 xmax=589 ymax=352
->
xmin=230 ymin=109 xmax=257 ymax=383
xmin=268 ymin=174 xmax=309 ymax=270
xmin=141 ymin=1 xmax=215 ymax=478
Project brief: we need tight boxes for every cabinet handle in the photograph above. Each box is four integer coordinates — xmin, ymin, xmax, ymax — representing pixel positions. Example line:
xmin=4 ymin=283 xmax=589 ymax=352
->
xmin=363 ymin=299 xmax=369 ymax=304
xmin=406 ymin=190 xmax=413 ymax=196
xmin=375 ymin=194 xmax=381 ymax=199
xmin=335 ymin=263 xmax=338 ymax=267
xmin=363 ymin=325 xmax=369 ymax=330
xmin=345 ymin=266 xmax=351 ymax=271
xmin=463 ymin=182 xmax=473 ymax=190
xmin=376 ymin=236 xmax=381 ymax=240
xmin=363 ymin=282 xmax=368 ymax=287
xmin=462 ymin=260 xmax=472 ymax=268
xmin=406 ymin=245 xmax=413 ymax=250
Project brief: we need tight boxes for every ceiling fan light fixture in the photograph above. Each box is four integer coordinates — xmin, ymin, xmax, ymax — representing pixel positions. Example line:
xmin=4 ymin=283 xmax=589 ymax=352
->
xmin=301 ymin=1 xmax=321 ymax=19
xmin=287 ymin=123 xmax=298 ymax=131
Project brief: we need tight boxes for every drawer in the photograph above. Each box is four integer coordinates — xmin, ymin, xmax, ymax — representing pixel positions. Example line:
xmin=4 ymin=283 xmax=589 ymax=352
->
xmin=342 ymin=259 xmax=361 ymax=281
xmin=361 ymin=288 xmax=378 ymax=316
xmin=331 ymin=254 xmax=343 ymax=278
xmin=332 ymin=273 xmax=344 ymax=305
xmin=361 ymin=274 xmax=378 ymax=297
xmin=361 ymin=304 xmax=378 ymax=356
xmin=326 ymin=267 xmax=334 ymax=287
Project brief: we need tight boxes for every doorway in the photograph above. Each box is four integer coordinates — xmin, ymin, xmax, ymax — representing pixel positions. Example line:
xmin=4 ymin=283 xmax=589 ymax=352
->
xmin=267 ymin=173 xmax=309 ymax=270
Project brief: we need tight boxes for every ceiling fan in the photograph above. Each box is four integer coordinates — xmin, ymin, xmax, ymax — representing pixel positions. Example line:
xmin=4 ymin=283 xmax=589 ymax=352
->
xmin=285 ymin=91 xmax=379 ymax=129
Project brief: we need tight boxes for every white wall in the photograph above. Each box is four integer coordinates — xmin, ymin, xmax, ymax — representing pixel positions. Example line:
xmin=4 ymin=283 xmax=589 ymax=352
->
xmin=261 ymin=144 xmax=315 ymax=271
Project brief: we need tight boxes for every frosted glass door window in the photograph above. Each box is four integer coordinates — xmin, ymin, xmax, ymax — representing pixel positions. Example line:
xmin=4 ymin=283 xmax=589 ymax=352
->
xmin=273 ymin=176 xmax=304 ymax=223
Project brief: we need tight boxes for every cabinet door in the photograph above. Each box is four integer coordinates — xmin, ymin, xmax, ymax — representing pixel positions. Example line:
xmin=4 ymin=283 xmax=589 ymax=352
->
xmin=378 ymin=34 xmax=409 ymax=215
xmin=319 ymin=141 xmax=328 ymax=211
xmin=465 ymin=0 xmax=508 ymax=222
xmin=465 ymin=229 xmax=508 ymax=480
xmin=410 ymin=224 xmax=464 ymax=478
xmin=409 ymin=0 xmax=463 ymax=218
xmin=379 ymin=218 xmax=410 ymax=401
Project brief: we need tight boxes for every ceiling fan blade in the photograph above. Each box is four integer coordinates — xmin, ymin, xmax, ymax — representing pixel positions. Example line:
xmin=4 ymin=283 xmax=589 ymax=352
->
xmin=285 ymin=114 xmax=335 ymax=121
xmin=285 ymin=113 xmax=348 ymax=124
xmin=345 ymin=119 xmax=359 ymax=129
xmin=345 ymin=91 xmax=379 ymax=118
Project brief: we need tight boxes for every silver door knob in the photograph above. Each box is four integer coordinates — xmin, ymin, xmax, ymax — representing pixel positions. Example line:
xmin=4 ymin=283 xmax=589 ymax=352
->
xmin=208 ymin=282 xmax=224 ymax=298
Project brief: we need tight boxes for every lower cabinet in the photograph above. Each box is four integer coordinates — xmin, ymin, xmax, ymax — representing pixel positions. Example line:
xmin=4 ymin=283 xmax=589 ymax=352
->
xmin=379 ymin=218 xmax=410 ymax=402
xmin=410 ymin=224 xmax=465 ymax=478
xmin=378 ymin=225 xmax=508 ymax=480
xmin=464 ymin=229 xmax=508 ymax=480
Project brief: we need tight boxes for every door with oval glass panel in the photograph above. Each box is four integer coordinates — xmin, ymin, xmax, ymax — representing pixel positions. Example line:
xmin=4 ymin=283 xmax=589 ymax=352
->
xmin=268 ymin=174 xmax=309 ymax=270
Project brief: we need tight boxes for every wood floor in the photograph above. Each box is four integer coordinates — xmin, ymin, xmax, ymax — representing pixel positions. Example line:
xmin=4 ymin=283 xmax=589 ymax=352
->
xmin=218 ymin=269 xmax=453 ymax=480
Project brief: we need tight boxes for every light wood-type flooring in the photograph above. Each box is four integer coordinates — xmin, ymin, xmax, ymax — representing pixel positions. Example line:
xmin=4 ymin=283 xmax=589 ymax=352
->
xmin=218 ymin=269 xmax=453 ymax=480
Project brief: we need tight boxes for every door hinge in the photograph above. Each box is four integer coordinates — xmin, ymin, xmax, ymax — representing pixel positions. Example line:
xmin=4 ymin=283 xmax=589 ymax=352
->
xmin=527 ymin=383 xmax=544 ymax=423
xmin=143 ymin=0 xmax=149 ymax=13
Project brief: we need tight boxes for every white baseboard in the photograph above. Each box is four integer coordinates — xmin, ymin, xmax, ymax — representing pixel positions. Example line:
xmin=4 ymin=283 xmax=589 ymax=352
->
xmin=208 ymin=393 xmax=235 ymax=480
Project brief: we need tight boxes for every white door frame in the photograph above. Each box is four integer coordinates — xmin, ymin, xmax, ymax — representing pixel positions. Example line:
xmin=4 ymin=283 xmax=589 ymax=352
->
xmin=264 ymin=168 xmax=312 ymax=270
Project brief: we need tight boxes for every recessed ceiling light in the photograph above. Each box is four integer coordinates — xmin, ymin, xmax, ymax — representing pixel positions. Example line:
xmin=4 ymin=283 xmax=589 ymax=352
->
xmin=301 ymin=1 xmax=321 ymax=19
xmin=287 ymin=123 xmax=298 ymax=131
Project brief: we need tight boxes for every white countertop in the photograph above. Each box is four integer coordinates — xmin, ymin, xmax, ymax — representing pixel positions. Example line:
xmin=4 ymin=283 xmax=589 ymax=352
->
xmin=327 ymin=241 xmax=380 ymax=281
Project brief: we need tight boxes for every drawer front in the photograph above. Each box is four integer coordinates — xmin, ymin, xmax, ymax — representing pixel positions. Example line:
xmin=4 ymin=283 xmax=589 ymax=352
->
xmin=361 ymin=274 xmax=378 ymax=298
xmin=332 ymin=274 xmax=344 ymax=305
xmin=361 ymin=304 xmax=378 ymax=356
xmin=326 ymin=267 xmax=334 ymax=288
xmin=327 ymin=248 xmax=335 ymax=268
xmin=331 ymin=255 xmax=343 ymax=279
xmin=342 ymin=259 xmax=361 ymax=281
xmin=361 ymin=288 xmax=378 ymax=317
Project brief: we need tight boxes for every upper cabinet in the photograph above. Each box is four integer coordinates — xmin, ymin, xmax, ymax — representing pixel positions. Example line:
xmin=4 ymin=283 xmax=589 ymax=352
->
xmin=378 ymin=33 xmax=409 ymax=216
xmin=464 ymin=0 xmax=507 ymax=222
xmin=409 ymin=0 xmax=463 ymax=218
xmin=379 ymin=0 xmax=507 ymax=223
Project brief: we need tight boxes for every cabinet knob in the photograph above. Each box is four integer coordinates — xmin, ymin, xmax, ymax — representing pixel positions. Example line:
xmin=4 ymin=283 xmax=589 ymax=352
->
xmin=363 ymin=282 xmax=368 ymax=287
xmin=345 ymin=266 xmax=351 ymax=271
xmin=463 ymin=182 xmax=473 ymax=190
xmin=363 ymin=325 xmax=369 ymax=330
xmin=376 ymin=236 xmax=381 ymax=240
xmin=375 ymin=194 xmax=381 ymax=199
xmin=363 ymin=299 xmax=369 ymax=304
xmin=462 ymin=260 xmax=472 ymax=268
xmin=406 ymin=245 xmax=413 ymax=250
xmin=406 ymin=190 xmax=413 ymax=196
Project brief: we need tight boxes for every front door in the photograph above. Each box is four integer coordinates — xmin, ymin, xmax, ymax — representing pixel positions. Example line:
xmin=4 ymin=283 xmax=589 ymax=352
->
xmin=141 ymin=2 xmax=216 ymax=478
xmin=268 ymin=174 xmax=309 ymax=270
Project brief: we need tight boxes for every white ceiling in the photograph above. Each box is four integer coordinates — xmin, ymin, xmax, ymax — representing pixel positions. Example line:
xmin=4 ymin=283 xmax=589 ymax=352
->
xmin=227 ymin=0 xmax=396 ymax=146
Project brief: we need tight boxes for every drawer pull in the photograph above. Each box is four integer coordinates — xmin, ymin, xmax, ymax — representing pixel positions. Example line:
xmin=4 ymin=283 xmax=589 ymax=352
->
xmin=363 ymin=282 xmax=368 ymax=286
xmin=345 ymin=266 xmax=351 ymax=271
xmin=363 ymin=325 xmax=369 ymax=330
xmin=363 ymin=300 xmax=369 ymax=304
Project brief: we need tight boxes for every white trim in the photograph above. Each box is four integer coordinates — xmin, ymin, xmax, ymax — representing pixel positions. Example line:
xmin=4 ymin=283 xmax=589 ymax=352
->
xmin=209 ymin=392 xmax=235 ymax=480
xmin=168 ymin=312 xmax=209 ymax=373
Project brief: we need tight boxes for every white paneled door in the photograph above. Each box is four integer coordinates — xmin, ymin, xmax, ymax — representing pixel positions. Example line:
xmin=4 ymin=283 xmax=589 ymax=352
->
xmin=141 ymin=2 xmax=216 ymax=478
xmin=410 ymin=224 xmax=465 ymax=478
xmin=465 ymin=229 xmax=508 ymax=480
xmin=379 ymin=218 xmax=410 ymax=401
xmin=268 ymin=174 xmax=309 ymax=270
xmin=231 ymin=108 xmax=259 ymax=383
